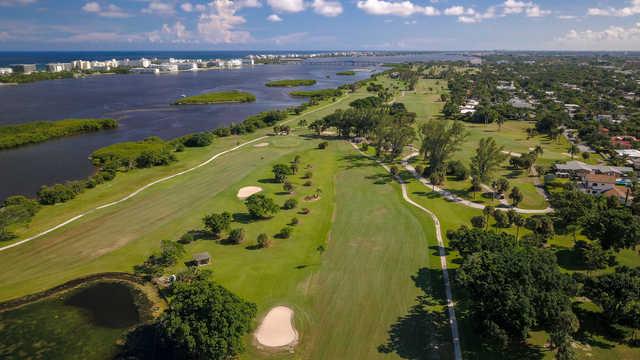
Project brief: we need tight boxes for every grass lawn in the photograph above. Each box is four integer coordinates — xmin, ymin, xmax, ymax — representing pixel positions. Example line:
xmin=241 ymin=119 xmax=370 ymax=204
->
xmin=0 ymin=88 xmax=372 ymax=300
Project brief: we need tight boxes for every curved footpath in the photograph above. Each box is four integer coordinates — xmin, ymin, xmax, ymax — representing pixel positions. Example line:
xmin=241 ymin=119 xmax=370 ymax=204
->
xmin=0 ymin=96 xmax=352 ymax=253
xmin=350 ymin=143 xmax=462 ymax=360
xmin=402 ymin=153 xmax=553 ymax=214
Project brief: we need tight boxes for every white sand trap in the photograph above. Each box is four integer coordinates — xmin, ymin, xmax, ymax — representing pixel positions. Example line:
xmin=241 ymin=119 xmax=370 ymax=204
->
xmin=255 ymin=306 xmax=298 ymax=348
xmin=254 ymin=142 xmax=270 ymax=148
xmin=237 ymin=186 xmax=262 ymax=200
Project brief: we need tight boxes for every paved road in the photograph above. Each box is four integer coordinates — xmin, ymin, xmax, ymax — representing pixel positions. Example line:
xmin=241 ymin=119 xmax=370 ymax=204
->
xmin=350 ymin=143 xmax=463 ymax=360
xmin=402 ymin=153 xmax=553 ymax=214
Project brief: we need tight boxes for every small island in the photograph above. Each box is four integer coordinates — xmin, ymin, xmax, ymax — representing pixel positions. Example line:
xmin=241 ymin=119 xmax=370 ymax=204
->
xmin=336 ymin=71 xmax=356 ymax=76
xmin=265 ymin=79 xmax=317 ymax=87
xmin=0 ymin=118 xmax=117 ymax=150
xmin=174 ymin=91 xmax=256 ymax=105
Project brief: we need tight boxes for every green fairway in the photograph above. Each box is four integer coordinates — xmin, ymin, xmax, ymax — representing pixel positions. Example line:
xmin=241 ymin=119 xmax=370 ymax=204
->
xmin=295 ymin=149 xmax=447 ymax=359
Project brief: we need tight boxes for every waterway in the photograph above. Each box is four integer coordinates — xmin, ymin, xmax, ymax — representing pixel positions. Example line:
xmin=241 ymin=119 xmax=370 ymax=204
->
xmin=0 ymin=52 xmax=469 ymax=199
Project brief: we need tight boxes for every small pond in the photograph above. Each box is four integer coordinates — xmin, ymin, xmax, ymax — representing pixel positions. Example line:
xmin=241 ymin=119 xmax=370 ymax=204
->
xmin=0 ymin=281 xmax=148 ymax=360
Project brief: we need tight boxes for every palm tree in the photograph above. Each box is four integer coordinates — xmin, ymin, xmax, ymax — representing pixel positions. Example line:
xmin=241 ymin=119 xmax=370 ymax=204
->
xmin=568 ymin=144 xmax=579 ymax=160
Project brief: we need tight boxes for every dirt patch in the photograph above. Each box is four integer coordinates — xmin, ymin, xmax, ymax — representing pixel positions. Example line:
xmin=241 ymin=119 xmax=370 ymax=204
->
xmin=237 ymin=186 xmax=262 ymax=200
xmin=254 ymin=306 xmax=298 ymax=349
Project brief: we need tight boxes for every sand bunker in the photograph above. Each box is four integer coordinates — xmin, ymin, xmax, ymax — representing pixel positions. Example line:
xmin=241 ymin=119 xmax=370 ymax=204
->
xmin=254 ymin=142 xmax=270 ymax=148
xmin=237 ymin=186 xmax=263 ymax=199
xmin=255 ymin=306 xmax=298 ymax=348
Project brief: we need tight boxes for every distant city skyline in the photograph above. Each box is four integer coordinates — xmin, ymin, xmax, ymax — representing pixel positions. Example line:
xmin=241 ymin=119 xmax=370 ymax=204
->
xmin=1 ymin=1 xmax=640 ymax=51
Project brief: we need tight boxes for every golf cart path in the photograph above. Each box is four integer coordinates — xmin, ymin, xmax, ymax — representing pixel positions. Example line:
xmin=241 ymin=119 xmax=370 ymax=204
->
xmin=350 ymin=143 xmax=462 ymax=360
xmin=0 ymin=96 xmax=350 ymax=253
xmin=402 ymin=152 xmax=553 ymax=214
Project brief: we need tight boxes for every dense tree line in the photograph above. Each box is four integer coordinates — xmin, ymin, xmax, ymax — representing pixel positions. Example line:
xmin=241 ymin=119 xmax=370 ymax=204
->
xmin=448 ymin=226 xmax=578 ymax=354
xmin=0 ymin=118 xmax=117 ymax=150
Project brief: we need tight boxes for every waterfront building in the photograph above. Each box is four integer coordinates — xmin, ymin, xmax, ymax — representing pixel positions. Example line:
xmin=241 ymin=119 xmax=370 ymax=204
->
xmin=0 ymin=68 xmax=13 ymax=75
xmin=46 ymin=63 xmax=72 ymax=72
xmin=10 ymin=64 xmax=37 ymax=74
xmin=72 ymin=60 xmax=92 ymax=70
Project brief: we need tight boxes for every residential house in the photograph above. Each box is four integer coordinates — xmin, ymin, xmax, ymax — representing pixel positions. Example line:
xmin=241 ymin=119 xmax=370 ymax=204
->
xmin=583 ymin=173 xmax=617 ymax=195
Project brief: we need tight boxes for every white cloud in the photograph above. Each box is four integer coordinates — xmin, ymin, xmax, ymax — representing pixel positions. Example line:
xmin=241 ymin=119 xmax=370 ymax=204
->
xmin=556 ymin=22 xmax=640 ymax=50
xmin=268 ymin=0 xmax=305 ymax=13
xmin=180 ymin=2 xmax=193 ymax=12
xmin=587 ymin=0 xmax=640 ymax=17
xmin=82 ymin=1 xmax=100 ymax=13
xmin=267 ymin=13 xmax=283 ymax=21
xmin=197 ymin=0 xmax=252 ymax=43
xmin=444 ymin=6 xmax=467 ymax=16
xmin=312 ymin=0 xmax=342 ymax=17
xmin=142 ymin=1 xmax=175 ymax=15
xmin=502 ymin=1 xmax=549 ymax=17
xmin=557 ymin=15 xmax=577 ymax=20
xmin=148 ymin=21 xmax=192 ymax=43
xmin=356 ymin=0 xmax=439 ymax=17
xmin=0 ymin=31 xmax=10 ymax=40
xmin=456 ymin=6 xmax=497 ymax=23
xmin=82 ymin=2 xmax=130 ymax=18
xmin=0 ymin=0 xmax=37 ymax=6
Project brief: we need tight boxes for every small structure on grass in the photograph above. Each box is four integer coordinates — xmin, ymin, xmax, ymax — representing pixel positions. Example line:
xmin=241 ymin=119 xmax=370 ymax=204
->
xmin=192 ymin=252 xmax=211 ymax=266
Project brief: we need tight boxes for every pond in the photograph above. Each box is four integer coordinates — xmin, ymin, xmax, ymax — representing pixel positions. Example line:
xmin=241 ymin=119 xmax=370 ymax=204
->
xmin=0 ymin=281 xmax=148 ymax=359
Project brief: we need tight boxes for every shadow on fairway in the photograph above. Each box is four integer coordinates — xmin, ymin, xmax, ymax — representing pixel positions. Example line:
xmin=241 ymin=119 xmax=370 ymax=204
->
xmin=378 ymin=268 xmax=451 ymax=359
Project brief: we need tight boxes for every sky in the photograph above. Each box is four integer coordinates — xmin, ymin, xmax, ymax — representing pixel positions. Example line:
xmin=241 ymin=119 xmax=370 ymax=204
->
xmin=1 ymin=0 xmax=640 ymax=51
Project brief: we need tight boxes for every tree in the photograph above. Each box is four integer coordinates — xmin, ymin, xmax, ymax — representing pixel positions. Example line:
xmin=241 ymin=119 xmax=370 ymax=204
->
xmin=496 ymin=116 xmax=505 ymax=131
xmin=272 ymin=164 xmax=292 ymax=183
xmin=575 ymin=240 xmax=611 ymax=271
xmin=581 ymin=207 xmax=640 ymax=250
xmin=283 ymin=198 xmax=298 ymax=210
xmin=283 ymin=181 xmax=295 ymax=194
xmin=159 ymin=280 xmax=257 ymax=360
xmin=525 ymin=215 xmax=555 ymax=243
xmin=493 ymin=210 xmax=510 ymax=228
xmin=509 ymin=186 xmax=524 ymax=207
xmin=228 ymin=228 xmax=246 ymax=244
xmin=419 ymin=120 xmax=467 ymax=184
xmin=471 ymin=215 xmax=487 ymax=229
xmin=470 ymin=137 xmax=508 ymax=184
xmin=512 ymin=213 xmax=525 ymax=241
xmin=483 ymin=206 xmax=495 ymax=230
xmin=493 ymin=178 xmax=510 ymax=199
xmin=278 ymin=226 xmax=293 ymax=239
xmin=471 ymin=176 xmax=481 ymax=200
xmin=550 ymin=311 xmax=579 ymax=360
xmin=455 ymin=230 xmax=575 ymax=348
xmin=245 ymin=194 xmax=279 ymax=219
xmin=585 ymin=267 xmax=640 ymax=325
xmin=568 ymin=144 xmax=579 ymax=160
xmin=202 ymin=212 xmax=232 ymax=237
xmin=257 ymin=233 xmax=271 ymax=248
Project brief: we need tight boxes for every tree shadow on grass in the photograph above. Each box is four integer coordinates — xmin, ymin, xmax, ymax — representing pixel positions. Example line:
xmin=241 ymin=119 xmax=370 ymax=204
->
xmin=339 ymin=154 xmax=377 ymax=170
xmin=554 ymin=248 xmax=587 ymax=271
xmin=573 ymin=303 xmax=625 ymax=349
xmin=378 ymin=267 xmax=451 ymax=359
xmin=366 ymin=173 xmax=393 ymax=185
xmin=412 ymin=191 xmax=443 ymax=200
xmin=232 ymin=212 xmax=253 ymax=224
xmin=257 ymin=178 xmax=278 ymax=184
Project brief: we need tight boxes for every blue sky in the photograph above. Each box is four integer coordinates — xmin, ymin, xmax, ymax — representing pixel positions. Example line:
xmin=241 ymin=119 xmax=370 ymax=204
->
xmin=1 ymin=0 xmax=640 ymax=50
